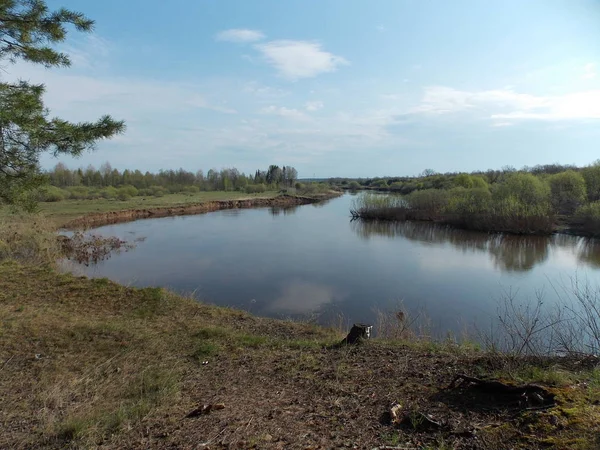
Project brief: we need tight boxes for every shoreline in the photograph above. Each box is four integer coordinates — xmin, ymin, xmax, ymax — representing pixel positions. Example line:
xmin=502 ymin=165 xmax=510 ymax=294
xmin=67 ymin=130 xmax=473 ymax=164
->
xmin=351 ymin=211 xmax=599 ymax=238
xmin=62 ymin=191 xmax=342 ymax=229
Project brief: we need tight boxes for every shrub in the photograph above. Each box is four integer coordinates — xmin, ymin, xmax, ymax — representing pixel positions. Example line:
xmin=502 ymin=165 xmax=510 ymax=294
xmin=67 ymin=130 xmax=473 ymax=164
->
xmin=40 ymin=186 xmax=68 ymax=202
xmin=150 ymin=186 xmax=167 ymax=197
xmin=118 ymin=185 xmax=138 ymax=198
xmin=182 ymin=186 xmax=199 ymax=194
xmin=405 ymin=189 xmax=450 ymax=214
xmin=549 ymin=170 xmax=587 ymax=214
xmin=117 ymin=193 xmax=132 ymax=201
xmin=582 ymin=162 xmax=600 ymax=202
xmin=574 ymin=201 xmax=600 ymax=236
xmin=493 ymin=173 xmax=550 ymax=208
xmin=348 ymin=181 xmax=361 ymax=190
xmin=245 ymin=184 xmax=266 ymax=194
xmin=100 ymin=186 xmax=118 ymax=199
xmin=66 ymin=186 xmax=90 ymax=200
xmin=445 ymin=187 xmax=492 ymax=215
xmin=371 ymin=179 xmax=388 ymax=188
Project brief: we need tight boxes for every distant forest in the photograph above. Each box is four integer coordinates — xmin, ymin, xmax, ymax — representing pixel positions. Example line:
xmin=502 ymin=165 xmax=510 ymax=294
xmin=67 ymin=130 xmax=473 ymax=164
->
xmin=42 ymin=163 xmax=301 ymax=201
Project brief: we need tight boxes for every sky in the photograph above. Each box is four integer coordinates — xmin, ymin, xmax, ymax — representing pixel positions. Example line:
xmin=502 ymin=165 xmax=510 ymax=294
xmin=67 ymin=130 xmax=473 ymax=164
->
xmin=7 ymin=0 xmax=600 ymax=177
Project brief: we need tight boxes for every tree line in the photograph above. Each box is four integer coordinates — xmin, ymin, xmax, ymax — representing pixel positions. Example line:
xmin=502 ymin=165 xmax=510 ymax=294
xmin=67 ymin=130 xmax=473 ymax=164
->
xmin=42 ymin=163 xmax=299 ymax=200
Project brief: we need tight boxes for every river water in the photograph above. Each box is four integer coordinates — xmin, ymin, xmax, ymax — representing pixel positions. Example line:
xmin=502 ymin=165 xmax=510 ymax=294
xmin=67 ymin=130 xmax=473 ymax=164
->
xmin=70 ymin=193 xmax=600 ymax=336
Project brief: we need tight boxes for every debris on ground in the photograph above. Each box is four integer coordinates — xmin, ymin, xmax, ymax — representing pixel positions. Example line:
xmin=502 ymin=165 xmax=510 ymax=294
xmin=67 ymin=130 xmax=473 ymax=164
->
xmin=185 ymin=403 xmax=226 ymax=418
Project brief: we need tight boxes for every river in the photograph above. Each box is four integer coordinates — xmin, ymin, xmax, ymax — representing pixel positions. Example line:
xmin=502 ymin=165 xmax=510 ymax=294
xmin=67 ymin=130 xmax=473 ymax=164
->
xmin=68 ymin=193 xmax=600 ymax=337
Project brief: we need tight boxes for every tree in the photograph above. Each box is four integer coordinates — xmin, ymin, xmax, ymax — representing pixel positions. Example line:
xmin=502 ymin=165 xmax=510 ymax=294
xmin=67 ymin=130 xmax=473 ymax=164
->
xmin=494 ymin=173 xmax=550 ymax=207
xmin=549 ymin=170 xmax=587 ymax=214
xmin=582 ymin=160 xmax=600 ymax=202
xmin=0 ymin=1 xmax=124 ymax=208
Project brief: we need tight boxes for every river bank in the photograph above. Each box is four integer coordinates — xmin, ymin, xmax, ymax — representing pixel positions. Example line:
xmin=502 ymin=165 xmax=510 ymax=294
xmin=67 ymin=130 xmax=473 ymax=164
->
xmin=62 ymin=192 xmax=341 ymax=229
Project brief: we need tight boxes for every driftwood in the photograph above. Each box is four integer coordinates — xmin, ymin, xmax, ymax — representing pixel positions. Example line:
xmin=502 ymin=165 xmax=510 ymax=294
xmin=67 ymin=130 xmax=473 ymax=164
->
xmin=447 ymin=374 xmax=556 ymax=410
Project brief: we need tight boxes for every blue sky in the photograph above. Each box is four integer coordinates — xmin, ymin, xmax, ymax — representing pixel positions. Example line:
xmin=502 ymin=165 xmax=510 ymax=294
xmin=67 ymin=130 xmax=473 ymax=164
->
xmin=9 ymin=0 xmax=600 ymax=177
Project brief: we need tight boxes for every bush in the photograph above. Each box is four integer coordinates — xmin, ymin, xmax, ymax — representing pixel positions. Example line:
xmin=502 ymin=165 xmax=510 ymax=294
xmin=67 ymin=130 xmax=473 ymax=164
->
xmin=371 ymin=179 xmax=388 ymax=188
xmin=182 ymin=186 xmax=200 ymax=194
xmin=574 ymin=201 xmax=600 ymax=236
xmin=549 ymin=170 xmax=587 ymax=214
xmin=100 ymin=186 xmax=118 ymax=199
xmin=66 ymin=186 xmax=90 ymax=200
xmin=245 ymin=184 xmax=266 ymax=194
xmin=405 ymin=189 xmax=450 ymax=214
xmin=40 ymin=186 xmax=68 ymax=202
xmin=445 ymin=187 xmax=492 ymax=215
xmin=348 ymin=181 xmax=361 ymax=190
xmin=118 ymin=185 xmax=138 ymax=198
xmin=582 ymin=162 xmax=600 ymax=202
xmin=493 ymin=173 xmax=550 ymax=208
xmin=117 ymin=193 xmax=132 ymax=201
xmin=150 ymin=186 xmax=167 ymax=197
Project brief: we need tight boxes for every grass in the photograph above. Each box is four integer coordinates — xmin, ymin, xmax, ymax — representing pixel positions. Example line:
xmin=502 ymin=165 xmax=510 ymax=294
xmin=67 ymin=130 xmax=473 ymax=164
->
xmin=30 ymin=191 xmax=280 ymax=225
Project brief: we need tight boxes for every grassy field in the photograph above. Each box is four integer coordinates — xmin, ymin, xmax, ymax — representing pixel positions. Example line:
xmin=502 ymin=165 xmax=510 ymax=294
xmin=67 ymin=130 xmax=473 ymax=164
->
xmin=31 ymin=191 xmax=279 ymax=225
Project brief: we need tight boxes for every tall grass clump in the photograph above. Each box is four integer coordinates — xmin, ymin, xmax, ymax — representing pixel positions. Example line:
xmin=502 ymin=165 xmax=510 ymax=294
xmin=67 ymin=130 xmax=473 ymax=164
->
xmin=350 ymin=193 xmax=408 ymax=220
xmin=0 ymin=215 xmax=61 ymax=265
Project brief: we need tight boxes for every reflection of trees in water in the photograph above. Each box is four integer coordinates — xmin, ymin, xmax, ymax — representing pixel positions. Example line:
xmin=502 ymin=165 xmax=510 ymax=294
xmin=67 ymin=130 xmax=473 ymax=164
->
xmin=270 ymin=206 xmax=299 ymax=216
xmin=351 ymin=220 xmax=551 ymax=272
xmin=488 ymin=236 xmax=549 ymax=272
xmin=311 ymin=199 xmax=333 ymax=208
xmin=577 ymin=238 xmax=600 ymax=268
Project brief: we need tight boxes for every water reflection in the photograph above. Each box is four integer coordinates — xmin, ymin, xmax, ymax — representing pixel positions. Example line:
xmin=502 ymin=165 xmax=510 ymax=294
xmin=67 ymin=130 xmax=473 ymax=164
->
xmin=488 ymin=236 xmax=548 ymax=272
xmin=350 ymin=221 xmax=600 ymax=273
xmin=267 ymin=280 xmax=341 ymax=315
xmin=269 ymin=206 xmax=299 ymax=216
xmin=72 ymin=194 xmax=600 ymax=333
xmin=578 ymin=239 xmax=600 ymax=268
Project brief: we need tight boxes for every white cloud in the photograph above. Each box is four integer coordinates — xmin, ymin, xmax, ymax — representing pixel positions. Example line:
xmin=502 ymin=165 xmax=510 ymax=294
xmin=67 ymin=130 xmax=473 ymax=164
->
xmin=255 ymin=40 xmax=348 ymax=80
xmin=413 ymin=85 xmax=600 ymax=122
xmin=215 ymin=29 xmax=265 ymax=43
xmin=582 ymin=63 xmax=597 ymax=80
xmin=305 ymin=100 xmax=324 ymax=111
xmin=260 ymin=105 xmax=309 ymax=120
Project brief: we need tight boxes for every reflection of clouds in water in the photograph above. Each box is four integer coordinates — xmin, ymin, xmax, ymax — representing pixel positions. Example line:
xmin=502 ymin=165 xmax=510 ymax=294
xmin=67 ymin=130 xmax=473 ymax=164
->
xmin=267 ymin=280 xmax=338 ymax=314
